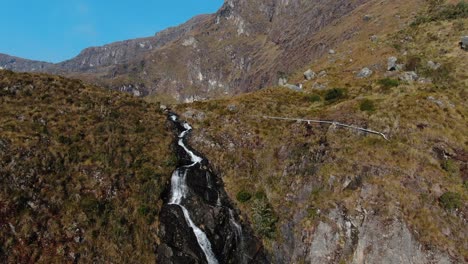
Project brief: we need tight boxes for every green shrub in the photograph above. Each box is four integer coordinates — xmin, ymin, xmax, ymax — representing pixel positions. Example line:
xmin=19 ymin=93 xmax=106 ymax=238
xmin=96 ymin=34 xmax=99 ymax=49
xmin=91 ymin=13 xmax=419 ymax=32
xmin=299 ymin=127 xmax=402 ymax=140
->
xmin=138 ymin=205 xmax=150 ymax=216
xmin=80 ymin=196 xmax=102 ymax=215
xmin=252 ymin=199 xmax=278 ymax=238
xmin=310 ymin=94 xmax=322 ymax=103
xmin=324 ymin=88 xmax=346 ymax=102
xmin=254 ymin=190 xmax=267 ymax=200
xmin=360 ymin=99 xmax=376 ymax=112
xmin=425 ymin=63 xmax=454 ymax=87
xmin=236 ymin=190 xmax=252 ymax=203
xmin=405 ymin=55 xmax=423 ymax=71
xmin=412 ymin=1 xmax=468 ymax=26
xmin=441 ymin=159 xmax=460 ymax=176
xmin=439 ymin=192 xmax=462 ymax=210
xmin=378 ymin=78 xmax=400 ymax=88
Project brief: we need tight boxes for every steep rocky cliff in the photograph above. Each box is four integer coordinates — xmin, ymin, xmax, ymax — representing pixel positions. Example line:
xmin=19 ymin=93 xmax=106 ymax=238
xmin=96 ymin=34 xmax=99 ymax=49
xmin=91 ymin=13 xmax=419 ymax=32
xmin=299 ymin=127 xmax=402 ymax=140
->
xmin=2 ymin=0 xmax=378 ymax=102
xmin=55 ymin=15 xmax=211 ymax=73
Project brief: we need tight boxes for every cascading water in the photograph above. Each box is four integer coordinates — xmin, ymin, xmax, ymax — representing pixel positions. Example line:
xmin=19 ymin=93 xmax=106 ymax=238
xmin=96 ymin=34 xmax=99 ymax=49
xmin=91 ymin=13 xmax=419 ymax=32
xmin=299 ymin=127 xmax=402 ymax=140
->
xmin=168 ymin=114 xmax=218 ymax=264
xmin=157 ymin=113 xmax=267 ymax=264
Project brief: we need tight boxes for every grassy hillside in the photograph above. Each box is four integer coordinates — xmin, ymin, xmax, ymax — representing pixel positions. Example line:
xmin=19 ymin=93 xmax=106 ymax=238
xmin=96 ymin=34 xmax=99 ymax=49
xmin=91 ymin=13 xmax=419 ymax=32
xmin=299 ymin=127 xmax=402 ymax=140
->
xmin=176 ymin=1 xmax=467 ymax=261
xmin=0 ymin=70 xmax=173 ymax=263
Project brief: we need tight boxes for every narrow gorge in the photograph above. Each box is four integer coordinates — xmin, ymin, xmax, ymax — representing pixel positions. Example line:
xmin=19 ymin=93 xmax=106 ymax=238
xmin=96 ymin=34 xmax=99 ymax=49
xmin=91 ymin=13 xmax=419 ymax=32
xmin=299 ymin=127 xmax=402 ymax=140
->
xmin=157 ymin=113 xmax=267 ymax=263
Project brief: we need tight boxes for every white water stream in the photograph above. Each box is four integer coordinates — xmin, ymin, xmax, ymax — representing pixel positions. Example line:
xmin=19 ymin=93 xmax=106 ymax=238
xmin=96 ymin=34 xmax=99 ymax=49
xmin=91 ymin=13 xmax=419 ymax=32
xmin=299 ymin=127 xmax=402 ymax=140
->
xmin=168 ymin=115 xmax=218 ymax=264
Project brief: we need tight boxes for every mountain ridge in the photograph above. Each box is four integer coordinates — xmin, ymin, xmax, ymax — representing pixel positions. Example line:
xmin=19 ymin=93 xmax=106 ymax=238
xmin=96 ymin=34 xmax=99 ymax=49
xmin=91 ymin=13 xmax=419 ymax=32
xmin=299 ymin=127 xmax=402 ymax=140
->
xmin=1 ymin=0 xmax=385 ymax=102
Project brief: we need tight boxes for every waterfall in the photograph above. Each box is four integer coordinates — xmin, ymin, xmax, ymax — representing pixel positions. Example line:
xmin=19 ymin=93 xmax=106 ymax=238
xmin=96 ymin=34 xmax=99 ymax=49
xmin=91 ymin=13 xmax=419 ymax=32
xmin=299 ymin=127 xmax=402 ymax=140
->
xmin=160 ymin=113 xmax=266 ymax=264
xmin=229 ymin=209 xmax=245 ymax=263
xmin=168 ymin=114 xmax=219 ymax=264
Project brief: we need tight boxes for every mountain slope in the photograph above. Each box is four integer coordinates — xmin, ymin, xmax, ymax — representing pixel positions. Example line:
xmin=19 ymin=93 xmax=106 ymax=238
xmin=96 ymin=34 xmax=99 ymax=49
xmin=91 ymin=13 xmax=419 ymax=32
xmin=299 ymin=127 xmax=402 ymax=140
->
xmin=175 ymin=1 xmax=468 ymax=262
xmin=0 ymin=70 xmax=173 ymax=263
xmin=0 ymin=54 xmax=52 ymax=72
xmin=0 ymin=0 xmax=466 ymax=262
xmin=1 ymin=0 xmax=420 ymax=102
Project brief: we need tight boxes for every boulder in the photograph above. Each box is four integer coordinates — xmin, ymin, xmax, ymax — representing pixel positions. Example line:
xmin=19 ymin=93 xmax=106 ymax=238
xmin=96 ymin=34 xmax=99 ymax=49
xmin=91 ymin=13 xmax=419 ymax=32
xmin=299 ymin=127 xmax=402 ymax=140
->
xmin=387 ymin=57 xmax=398 ymax=71
xmin=370 ymin=35 xmax=379 ymax=42
xmin=278 ymin=77 xmax=288 ymax=86
xmin=363 ymin=15 xmax=373 ymax=21
xmin=399 ymin=71 xmax=418 ymax=82
xmin=427 ymin=61 xmax=441 ymax=70
xmin=182 ymin=109 xmax=206 ymax=121
xmin=227 ymin=104 xmax=237 ymax=112
xmin=427 ymin=96 xmax=445 ymax=108
xmin=329 ymin=49 xmax=336 ymax=55
xmin=318 ymin=71 xmax=327 ymax=77
xmin=304 ymin=69 xmax=316 ymax=80
xmin=313 ymin=82 xmax=327 ymax=90
xmin=459 ymin=36 xmax=468 ymax=50
xmin=285 ymin=84 xmax=302 ymax=91
xmin=357 ymin=68 xmax=373 ymax=78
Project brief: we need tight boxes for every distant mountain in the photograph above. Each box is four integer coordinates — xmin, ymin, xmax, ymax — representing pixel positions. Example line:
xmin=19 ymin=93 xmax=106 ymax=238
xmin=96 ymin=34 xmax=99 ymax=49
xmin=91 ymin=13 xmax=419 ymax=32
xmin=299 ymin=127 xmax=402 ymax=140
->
xmin=1 ymin=0 xmax=372 ymax=102
xmin=0 ymin=53 xmax=52 ymax=72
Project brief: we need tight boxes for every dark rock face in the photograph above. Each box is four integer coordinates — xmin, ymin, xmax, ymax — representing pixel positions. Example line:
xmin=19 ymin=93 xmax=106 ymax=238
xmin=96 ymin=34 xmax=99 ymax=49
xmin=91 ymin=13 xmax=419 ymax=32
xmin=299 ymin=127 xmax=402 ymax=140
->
xmin=158 ymin=114 xmax=267 ymax=264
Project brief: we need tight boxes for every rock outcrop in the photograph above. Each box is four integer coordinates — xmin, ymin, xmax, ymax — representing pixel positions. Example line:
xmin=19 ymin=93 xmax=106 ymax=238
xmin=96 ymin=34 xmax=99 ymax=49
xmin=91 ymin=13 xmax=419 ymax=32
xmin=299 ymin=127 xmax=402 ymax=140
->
xmin=357 ymin=67 xmax=373 ymax=78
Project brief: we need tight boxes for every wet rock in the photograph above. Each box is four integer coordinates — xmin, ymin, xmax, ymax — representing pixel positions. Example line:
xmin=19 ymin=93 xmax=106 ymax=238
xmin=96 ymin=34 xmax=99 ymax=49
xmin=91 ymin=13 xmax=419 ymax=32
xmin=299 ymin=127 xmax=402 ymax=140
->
xmin=158 ymin=205 xmax=207 ymax=263
xmin=399 ymin=71 xmax=418 ymax=82
xmin=304 ymin=69 xmax=316 ymax=80
xmin=357 ymin=67 xmax=373 ymax=78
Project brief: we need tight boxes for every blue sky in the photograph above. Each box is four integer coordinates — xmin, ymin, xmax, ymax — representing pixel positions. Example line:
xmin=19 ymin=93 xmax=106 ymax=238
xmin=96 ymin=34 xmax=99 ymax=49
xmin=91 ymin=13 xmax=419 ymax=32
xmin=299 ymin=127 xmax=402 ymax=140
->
xmin=0 ymin=0 xmax=223 ymax=63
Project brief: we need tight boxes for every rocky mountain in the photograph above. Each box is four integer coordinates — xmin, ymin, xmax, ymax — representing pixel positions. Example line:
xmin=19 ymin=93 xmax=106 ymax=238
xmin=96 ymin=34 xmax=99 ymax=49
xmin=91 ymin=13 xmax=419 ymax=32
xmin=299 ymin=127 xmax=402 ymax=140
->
xmin=0 ymin=53 xmax=52 ymax=72
xmin=2 ymin=0 xmax=384 ymax=102
xmin=1 ymin=0 xmax=467 ymax=263
xmin=55 ymin=15 xmax=211 ymax=73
